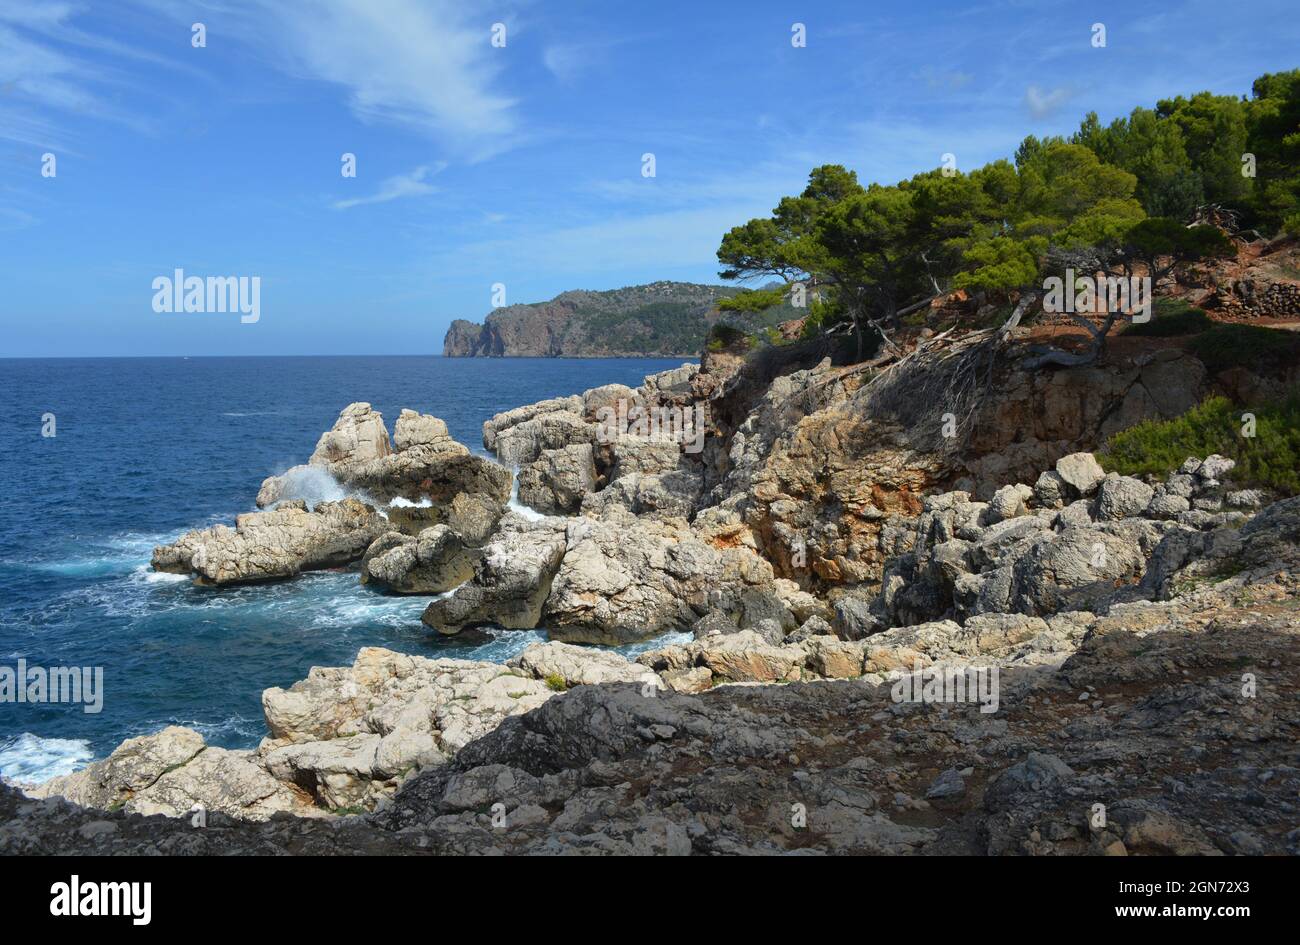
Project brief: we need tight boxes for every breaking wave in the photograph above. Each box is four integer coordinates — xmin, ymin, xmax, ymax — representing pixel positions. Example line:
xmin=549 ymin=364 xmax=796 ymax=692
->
xmin=0 ymin=733 xmax=94 ymax=784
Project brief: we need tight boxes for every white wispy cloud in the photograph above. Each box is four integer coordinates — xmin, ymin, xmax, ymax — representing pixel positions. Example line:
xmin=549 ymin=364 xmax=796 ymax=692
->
xmin=0 ymin=2 xmax=178 ymax=148
xmin=1024 ymin=84 xmax=1072 ymax=120
xmin=188 ymin=0 xmax=521 ymax=157
xmin=332 ymin=163 xmax=442 ymax=210
xmin=541 ymin=31 xmax=646 ymax=84
xmin=541 ymin=43 xmax=586 ymax=83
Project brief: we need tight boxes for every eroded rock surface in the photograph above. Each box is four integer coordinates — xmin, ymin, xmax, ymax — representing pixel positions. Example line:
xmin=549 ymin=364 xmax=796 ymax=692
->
xmin=12 ymin=576 xmax=1298 ymax=854
xmin=151 ymin=498 xmax=385 ymax=585
xmin=361 ymin=525 xmax=476 ymax=594
xmin=421 ymin=514 xmax=568 ymax=635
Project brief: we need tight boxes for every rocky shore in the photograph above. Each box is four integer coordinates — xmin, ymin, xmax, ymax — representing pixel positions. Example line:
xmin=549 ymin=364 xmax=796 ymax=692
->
xmin=7 ymin=343 xmax=1299 ymax=855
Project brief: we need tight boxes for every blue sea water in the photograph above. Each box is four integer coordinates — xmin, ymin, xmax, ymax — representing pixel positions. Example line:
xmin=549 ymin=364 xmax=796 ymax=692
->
xmin=0 ymin=355 xmax=695 ymax=783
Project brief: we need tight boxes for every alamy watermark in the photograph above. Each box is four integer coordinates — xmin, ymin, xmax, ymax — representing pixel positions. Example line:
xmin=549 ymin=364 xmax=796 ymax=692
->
xmin=152 ymin=269 xmax=260 ymax=323
xmin=890 ymin=661 xmax=999 ymax=714
xmin=1 ymin=659 xmax=103 ymax=714
xmin=50 ymin=875 xmax=150 ymax=925
xmin=595 ymin=398 xmax=706 ymax=454
xmin=1042 ymin=268 xmax=1151 ymax=323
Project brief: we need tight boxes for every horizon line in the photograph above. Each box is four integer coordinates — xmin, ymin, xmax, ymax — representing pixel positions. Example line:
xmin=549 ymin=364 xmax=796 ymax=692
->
xmin=0 ymin=353 xmax=703 ymax=362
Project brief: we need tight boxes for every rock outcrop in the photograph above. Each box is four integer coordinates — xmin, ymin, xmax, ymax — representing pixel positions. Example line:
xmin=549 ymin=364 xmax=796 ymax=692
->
xmin=360 ymin=525 xmax=476 ymax=594
xmin=157 ymin=405 xmax=511 ymax=586
xmin=13 ymin=572 xmax=1299 ymax=853
xmin=258 ymin=404 xmax=511 ymax=507
xmin=542 ymin=516 xmax=774 ymax=645
xmin=442 ymin=282 xmax=748 ymax=358
xmin=421 ymin=514 xmax=568 ymax=635
xmin=151 ymin=498 xmax=385 ymax=585
xmin=26 ymin=727 xmax=317 ymax=822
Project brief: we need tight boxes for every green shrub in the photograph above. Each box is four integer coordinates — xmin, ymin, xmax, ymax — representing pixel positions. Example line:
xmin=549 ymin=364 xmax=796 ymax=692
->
xmin=1188 ymin=324 xmax=1300 ymax=373
xmin=544 ymin=673 xmax=569 ymax=692
xmin=716 ymin=285 xmax=789 ymax=313
xmin=1122 ymin=298 xmax=1212 ymax=336
xmin=1099 ymin=391 xmax=1300 ymax=494
xmin=706 ymin=323 xmax=751 ymax=352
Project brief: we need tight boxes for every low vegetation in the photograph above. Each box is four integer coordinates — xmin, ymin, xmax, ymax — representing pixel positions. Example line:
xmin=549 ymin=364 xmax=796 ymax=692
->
xmin=1187 ymin=323 xmax=1300 ymax=372
xmin=1100 ymin=391 xmax=1300 ymax=494
xmin=543 ymin=673 xmax=569 ymax=693
xmin=1121 ymin=298 xmax=1213 ymax=336
xmin=716 ymin=69 xmax=1300 ymax=363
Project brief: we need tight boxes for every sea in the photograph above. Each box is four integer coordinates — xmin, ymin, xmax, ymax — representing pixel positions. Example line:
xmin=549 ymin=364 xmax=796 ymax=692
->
xmin=0 ymin=355 xmax=695 ymax=783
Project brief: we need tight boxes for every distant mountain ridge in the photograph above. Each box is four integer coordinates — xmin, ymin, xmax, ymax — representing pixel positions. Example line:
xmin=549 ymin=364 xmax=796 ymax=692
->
xmin=443 ymin=281 xmax=761 ymax=357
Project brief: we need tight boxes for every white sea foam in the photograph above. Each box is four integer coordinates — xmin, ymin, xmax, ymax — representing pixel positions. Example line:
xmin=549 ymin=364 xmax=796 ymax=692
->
xmin=269 ymin=465 xmax=348 ymax=509
xmin=507 ymin=470 xmax=545 ymax=522
xmin=0 ymin=733 xmax=93 ymax=784
xmin=460 ymin=627 xmax=547 ymax=662
xmin=306 ymin=593 xmax=429 ymax=630
xmin=132 ymin=565 xmax=189 ymax=584
xmin=616 ymin=629 xmax=693 ymax=659
xmin=388 ymin=496 xmax=432 ymax=508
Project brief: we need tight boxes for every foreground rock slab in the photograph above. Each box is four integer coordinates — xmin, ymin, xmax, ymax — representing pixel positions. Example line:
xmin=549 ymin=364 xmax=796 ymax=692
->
xmin=9 ymin=584 xmax=1297 ymax=854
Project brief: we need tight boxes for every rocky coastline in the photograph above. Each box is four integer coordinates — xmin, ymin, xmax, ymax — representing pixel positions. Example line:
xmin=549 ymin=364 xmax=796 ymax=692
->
xmin=442 ymin=280 xmax=787 ymax=358
xmin=7 ymin=341 xmax=1300 ymax=856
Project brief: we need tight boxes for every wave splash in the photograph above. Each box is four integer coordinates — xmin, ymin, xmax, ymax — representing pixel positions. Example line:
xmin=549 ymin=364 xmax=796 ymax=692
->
xmin=269 ymin=465 xmax=348 ymax=509
xmin=0 ymin=733 xmax=94 ymax=784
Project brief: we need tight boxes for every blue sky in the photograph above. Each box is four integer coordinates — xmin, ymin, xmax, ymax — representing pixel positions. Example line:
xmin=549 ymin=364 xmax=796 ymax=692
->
xmin=1 ymin=0 xmax=1298 ymax=357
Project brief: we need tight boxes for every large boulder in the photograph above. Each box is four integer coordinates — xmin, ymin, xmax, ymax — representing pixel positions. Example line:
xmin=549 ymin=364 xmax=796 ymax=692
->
xmin=517 ymin=444 xmax=597 ymax=514
xmin=151 ymin=498 xmax=385 ymax=585
xmin=393 ymin=409 xmax=455 ymax=451
xmin=982 ymin=483 xmax=1033 ymax=525
xmin=493 ymin=411 xmax=595 ymax=468
xmin=1054 ymin=452 xmax=1106 ymax=496
xmin=1094 ymin=473 xmax=1155 ymax=521
xmin=27 ymin=726 xmax=205 ymax=811
xmin=696 ymin=630 xmax=806 ymax=682
xmin=542 ymin=517 xmax=774 ymax=645
xmin=1008 ymin=527 xmax=1145 ymax=615
xmin=261 ymin=735 xmax=385 ymax=810
xmin=308 ymin=402 xmax=392 ymax=472
xmin=421 ymin=514 xmax=567 ymax=634
xmin=582 ymin=383 xmax=641 ymax=425
xmin=125 ymin=747 xmax=315 ymax=821
xmin=482 ymin=396 xmax=584 ymax=453
xmin=360 ymin=525 xmax=476 ymax=594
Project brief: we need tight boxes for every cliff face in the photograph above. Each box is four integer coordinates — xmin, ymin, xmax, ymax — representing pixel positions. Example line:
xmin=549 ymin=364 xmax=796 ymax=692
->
xmin=443 ymin=281 xmax=741 ymax=357
xmin=443 ymin=319 xmax=501 ymax=357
